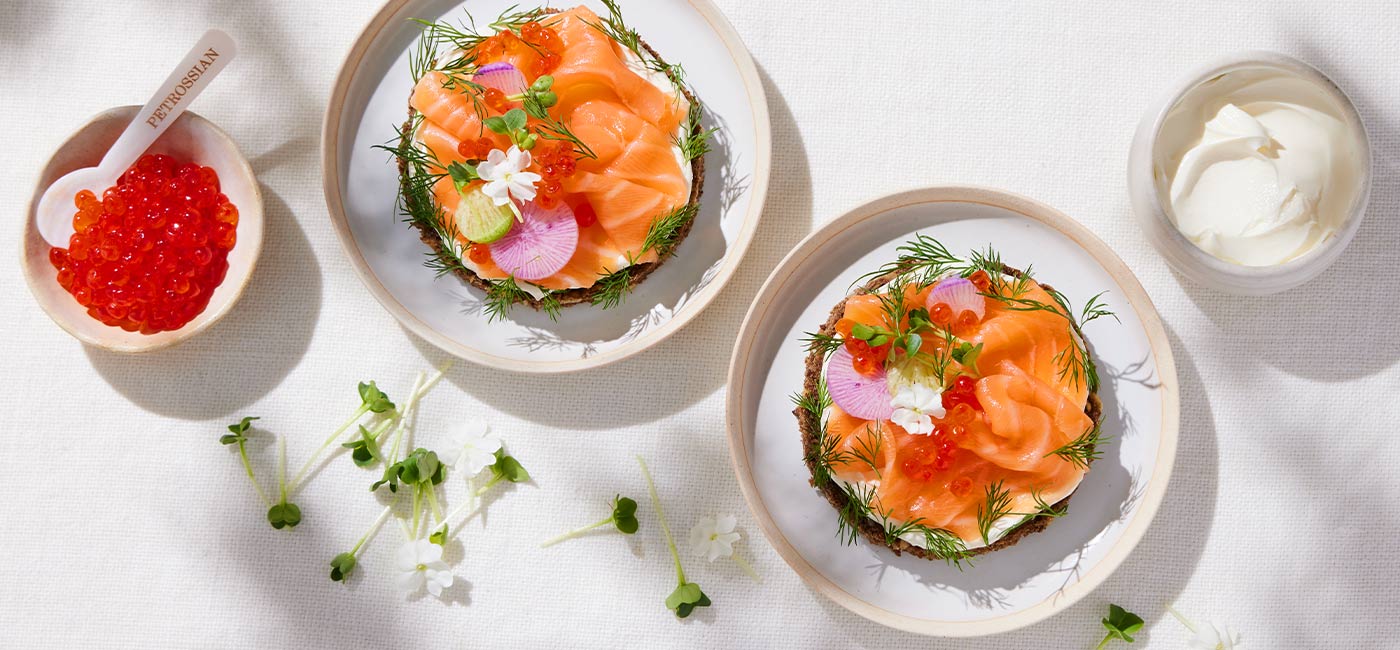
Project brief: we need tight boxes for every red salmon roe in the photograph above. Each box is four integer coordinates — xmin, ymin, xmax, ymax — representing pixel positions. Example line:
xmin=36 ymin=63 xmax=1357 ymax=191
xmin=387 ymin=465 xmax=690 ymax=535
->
xmin=900 ymin=434 xmax=958 ymax=482
xmin=942 ymin=375 xmax=983 ymax=411
xmin=969 ymin=269 xmax=992 ymax=292
xmin=852 ymin=353 xmax=881 ymax=376
xmin=484 ymin=88 xmax=513 ymax=113
xmin=467 ymin=242 xmax=491 ymax=264
xmin=457 ymin=136 xmax=496 ymax=160
xmin=49 ymin=153 xmax=236 ymax=333
xmin=573 ymin=201 xmax=597 ymax=228
xmin=949 ymin=403 xmax=975 ymax=425
xmin=954 ymin=309 xmax=980 ymax=332
xmin=948 ymin=476 xmax=973 ymax=497
xmin=929 ymin=302 xmax=953 ymax=326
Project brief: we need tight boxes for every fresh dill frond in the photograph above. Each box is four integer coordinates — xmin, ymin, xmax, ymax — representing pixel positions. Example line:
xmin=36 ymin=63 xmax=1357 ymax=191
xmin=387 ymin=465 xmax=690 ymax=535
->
xmin=801 ymin=330 xmax=843 ymax=357
xmin=590 ymin=266 xmax=633 ymax=309
xmin=976 ymin=480 xmax=1015 ymax=546
xmin=484 ymin=277 xmax=531 ymax=323
xmin=1079 ymin=291 xmax=1120 ymax=325
xmin=673 ymin=100 xmax=716 ymax=162
xmin=1045 ymin=420 xmax=1108 ymax=470
xmin=538 ymin=289 xmax=562 ymax=322
xmin=584 ymin=0 xmax=642 ymax=55
xmin=849 ymin=423 xmax=883 ymax=477
xmin=640 ymin=203 xmax=698 ymax=258
xmin=883 ymin=519 xmax=972 ymax=569
xmin=834 ymin=482 xmax=877 ymax=546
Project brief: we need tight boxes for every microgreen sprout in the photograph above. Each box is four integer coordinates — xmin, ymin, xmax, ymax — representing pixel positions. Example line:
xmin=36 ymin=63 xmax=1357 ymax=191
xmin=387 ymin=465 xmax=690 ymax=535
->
xmin=540 ymin=495 xmax=640 ymax=547
xmin=331 ymin=504 xmax=395 ymax=582
xmin=1097 ymin=604 xmax=1145 ymax=649
xmin=638 ymin=456 xmax=710 ymax=619
xmin=484 ymin=108 xmax=534 ymax=150
xmin=220 ymin=416 xmax=269 ymax=506
xmin=267 ymin=438 xmax=301 ymax=530
xmin=290 ymin=381 xmax=396 ymax=492
xmin=342 ymin=421 xmax=393 ymax=468
xmin=474 ymin=448 xmax=530 ymax=496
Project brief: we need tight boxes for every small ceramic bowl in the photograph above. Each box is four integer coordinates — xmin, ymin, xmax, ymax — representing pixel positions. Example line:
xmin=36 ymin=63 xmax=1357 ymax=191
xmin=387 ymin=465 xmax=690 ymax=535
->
xmin=20 ymin=106 xmax=263 ymax=352
xmin=1127 ymin=50 xmax=1372 ymax=295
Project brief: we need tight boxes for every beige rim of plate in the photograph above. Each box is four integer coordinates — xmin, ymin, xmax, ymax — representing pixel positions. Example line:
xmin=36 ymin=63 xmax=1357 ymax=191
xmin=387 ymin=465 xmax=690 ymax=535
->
xmin=321 ymin=0 xmax=771 ymax=373
xmin=725 ymin=186 xmax=1180 ymax=636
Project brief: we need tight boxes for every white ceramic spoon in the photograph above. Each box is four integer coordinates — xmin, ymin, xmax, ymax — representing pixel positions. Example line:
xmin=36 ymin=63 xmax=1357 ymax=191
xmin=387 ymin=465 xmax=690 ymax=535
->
xmin=36 ymin=29 xmax=237 ymax=248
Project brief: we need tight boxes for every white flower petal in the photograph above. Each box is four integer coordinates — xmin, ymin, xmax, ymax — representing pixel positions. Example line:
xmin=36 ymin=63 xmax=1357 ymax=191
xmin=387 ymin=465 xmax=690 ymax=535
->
xmin=395 ymin=541 xmax=421 ymax=570
xmin=715 ymin=514 xmax=737 ymax=535
xmin=396 ymin=569 xmax=425 ymax=594
xmin=689 ymin=519 xmax=716 ymax=555
xmin=486 ymin=148 xmax=507 ymax=167
xmin=417 ymin=541 xmax=443 ymax=564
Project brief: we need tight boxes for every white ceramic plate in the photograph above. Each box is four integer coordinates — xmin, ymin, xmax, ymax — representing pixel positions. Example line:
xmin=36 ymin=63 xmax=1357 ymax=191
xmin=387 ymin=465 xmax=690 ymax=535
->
xmin=726 ymin=187 xmax=1179 ymax=636
xmin=323 ymin=0 xmax=769 ymax=372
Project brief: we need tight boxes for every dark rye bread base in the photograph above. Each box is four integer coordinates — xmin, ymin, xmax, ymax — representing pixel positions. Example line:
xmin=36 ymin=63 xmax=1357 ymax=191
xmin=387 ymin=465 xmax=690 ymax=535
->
xmin=795 ymin=266 xmax=1104 ymax=560
xmin=398 ymin=24 xmax=706 ymax=311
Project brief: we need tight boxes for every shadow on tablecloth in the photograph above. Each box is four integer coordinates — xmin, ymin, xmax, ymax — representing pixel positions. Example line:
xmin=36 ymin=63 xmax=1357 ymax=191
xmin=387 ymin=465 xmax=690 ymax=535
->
xmin=84 ymin=186 xmax=320 ymax=419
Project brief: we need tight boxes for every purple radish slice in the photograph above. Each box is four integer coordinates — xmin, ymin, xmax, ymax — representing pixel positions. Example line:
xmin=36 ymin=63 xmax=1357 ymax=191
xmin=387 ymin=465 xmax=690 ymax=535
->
xmin=489 ymin=201 xmax=579 ymax=281
xmin=926 ymin=276 xmax=985 ymax=319
xmin=473 ymin=62 xmax=527 ymax=96
xmin=826 ymin=347 xmax=893 ymax=421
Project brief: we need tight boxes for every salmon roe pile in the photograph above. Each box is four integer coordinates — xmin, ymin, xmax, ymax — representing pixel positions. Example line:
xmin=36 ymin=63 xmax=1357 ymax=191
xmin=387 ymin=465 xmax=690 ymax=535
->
xmin=534 ymin=141 xmax=579 ymax=210
xmin=900 ymin=376 xmax=983 ymax=482
xmin=48 ymin=153 xmax=238 ymax=333
xmin=475 ymin=20 xmax=564 ymax=77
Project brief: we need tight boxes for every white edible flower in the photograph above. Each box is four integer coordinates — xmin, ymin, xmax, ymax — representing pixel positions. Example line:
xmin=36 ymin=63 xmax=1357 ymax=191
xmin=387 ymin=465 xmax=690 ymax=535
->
xmin=689 ymin=515 xmax=741 ymax=562
xmin=477 ymin=146 xmax=541 ymax=206
xmin=1171 ymin=606 xmax=1242 ymax=650
xmin=439 ymin=421 xmax=503 ymax=478
xmin=395 ymin=539 xmax=454 ymax=597
xmin=1188 ymin=621 xmax=1242 ymax=650
xmin=889 ymin=383 xmax=944 ymax=435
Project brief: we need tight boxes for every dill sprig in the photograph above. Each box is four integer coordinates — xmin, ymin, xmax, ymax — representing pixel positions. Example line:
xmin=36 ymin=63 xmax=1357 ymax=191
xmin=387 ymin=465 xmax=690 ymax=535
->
xmin=520 ymin=92 xmax=597 ymax=160
xmin=583 ymin=0 xmax=642 ymax=54
xmin=855 ymin=233 xmax=961 ymax=289
xmin=800 ymin=330 xmax=843 ymax=357
xmin=590 ymin=266 xmax=633 ymax=309
xmin=976 ymin=480 xmax=1015 ymax=546
xmin=640 ymin=203 xmax=698 ymax=258
xmin=674 ymin=99 xmax=716 ymax=162
xmin=1045 ymin=420 xmax=1108 ymax=470
xmin=848 ymin=423 xmax=883 ymax=477
xmin=484 ymin=277 xmax=531 ymax=323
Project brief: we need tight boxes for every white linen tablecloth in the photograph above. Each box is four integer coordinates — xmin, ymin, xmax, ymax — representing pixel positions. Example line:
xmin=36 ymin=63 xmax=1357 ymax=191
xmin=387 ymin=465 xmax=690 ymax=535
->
xmin=3 ymin=1 xmax=1398 ymax=647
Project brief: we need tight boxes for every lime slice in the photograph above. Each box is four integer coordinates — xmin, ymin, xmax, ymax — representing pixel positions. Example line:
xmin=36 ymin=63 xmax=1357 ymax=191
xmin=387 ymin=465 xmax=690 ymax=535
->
xmin=454 ymin=187 xmax=514 ymax=244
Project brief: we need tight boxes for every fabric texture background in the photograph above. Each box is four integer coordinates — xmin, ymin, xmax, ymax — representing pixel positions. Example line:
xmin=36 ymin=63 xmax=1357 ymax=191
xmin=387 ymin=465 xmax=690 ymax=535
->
xmin=2 ymin=1 xmax=1398 ymax=648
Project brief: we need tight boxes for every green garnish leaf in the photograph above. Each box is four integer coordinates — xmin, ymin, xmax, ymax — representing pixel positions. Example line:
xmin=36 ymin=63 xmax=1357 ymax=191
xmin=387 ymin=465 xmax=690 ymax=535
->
xmin=665 ymin=582 xmax=711 ymax=618
xmin=429 ymin=526 xmax=448 ymax=546
xmin=613 ymin=495 xmax=639 ymax=534
xmin=221 ymin=416 xmax=259 ymax=445
xmin=851 ymin=323 xmax=875 ymax=340
xmin=267 ymin=502 xmax=302 ymax=530
xmin=1098 ymin=604 xmax=1144 ymax=647
xmin=503 ymin=108 xmax=528 ymax=132
xmin=448 ymin=161 xmax=479 ymax=184
xmin=903 ymin=333 xmax=923 ymax=358
xmin=490 ymin=449 xmax=530 ymax=483
xmin=868 ymin=334 xmax=890 ymax=348
xmin=952 ymin=342 xmax=984 ymax=376
xmin=341 ymin=425 xmax=382 ymax=468
xmin=330 ymin=552 xmax=356 ymax=582
xmin=483 ymin=115 xmax=508 ymax=134
xmin=358 ymin=381 xmax=395 ymax=414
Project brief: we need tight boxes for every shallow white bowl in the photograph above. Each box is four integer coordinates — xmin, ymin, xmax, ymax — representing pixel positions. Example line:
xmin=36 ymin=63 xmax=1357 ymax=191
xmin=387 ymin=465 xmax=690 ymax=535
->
xmin=321 ymin=0 xmax=770 ymax=373
xmin=727 ymin=186 xmax=1178 ymax=636
xmin=20 ymin=106 xmax=264 ymax=353
xmin=1127 ymin=50 xmax=1372 ymax=295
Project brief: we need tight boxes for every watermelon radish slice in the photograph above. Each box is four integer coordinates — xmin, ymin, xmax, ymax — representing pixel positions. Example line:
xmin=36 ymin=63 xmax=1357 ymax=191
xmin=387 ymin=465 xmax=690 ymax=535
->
xmin=489 ymin=202 xmax=579 ymax=281
xmin=826 ymin=347 xmax=893 ymax=420
xmin=473 ymin=62 xmax=527 ymax=96
xmin=454 ymin=186 xmax=515 ymax=244
xmin=927 ymin=276 xmax=985 ymax=319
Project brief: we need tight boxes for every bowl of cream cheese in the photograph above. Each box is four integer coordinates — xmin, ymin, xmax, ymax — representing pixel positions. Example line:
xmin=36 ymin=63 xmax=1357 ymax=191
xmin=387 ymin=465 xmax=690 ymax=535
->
xmin=1128 ymin=51 xmax=1371 ymax=295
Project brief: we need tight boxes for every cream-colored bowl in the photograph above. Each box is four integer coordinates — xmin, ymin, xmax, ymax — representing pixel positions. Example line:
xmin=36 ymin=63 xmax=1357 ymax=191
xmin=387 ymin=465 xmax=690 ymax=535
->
xmin=1127 ymin=51 xmax=1372 ymax=295
xmin=21 ymin=106 xmax=263 ymax=352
